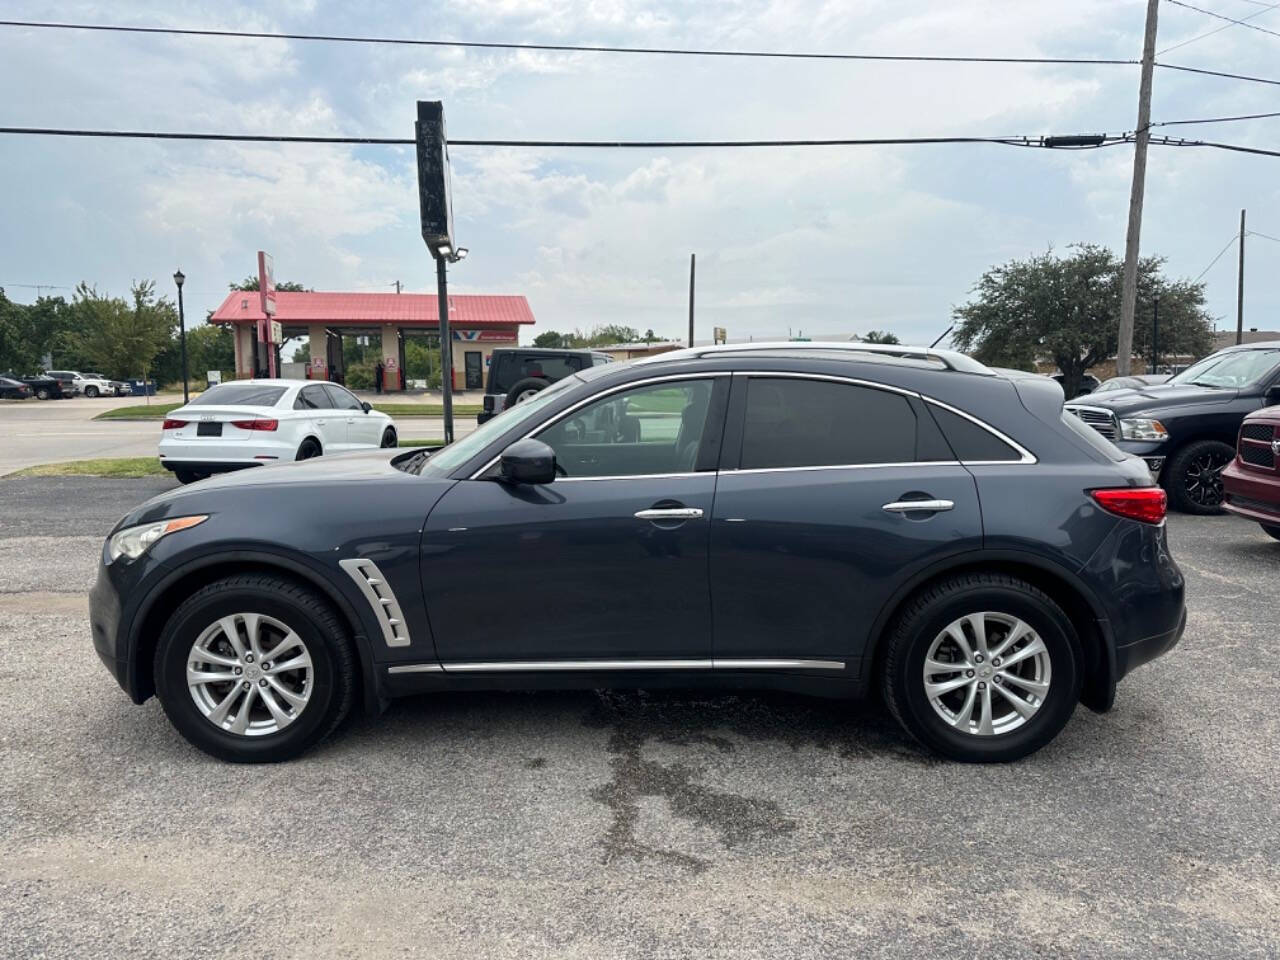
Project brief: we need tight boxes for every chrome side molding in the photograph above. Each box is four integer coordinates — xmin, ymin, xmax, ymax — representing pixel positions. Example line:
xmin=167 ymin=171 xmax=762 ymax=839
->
xmin=339 ymin=558 xmax=411 ymax=648
xmin=383 ymin=658 xmax=846 ymax=674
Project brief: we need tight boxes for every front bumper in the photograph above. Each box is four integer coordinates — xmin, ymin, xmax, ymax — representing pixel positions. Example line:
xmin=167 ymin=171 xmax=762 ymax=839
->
xmin=1222 ymin=460 xmax=1280 ymax=525
xmin=89 ymin=547 xmax=148 ymax=699
xmin=1114 ymin=439 xmax=1168 ymax=479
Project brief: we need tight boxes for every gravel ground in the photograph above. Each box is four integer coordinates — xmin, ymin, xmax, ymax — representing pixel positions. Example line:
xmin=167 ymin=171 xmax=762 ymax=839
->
xmin=0 ymin=476 xmax=1277 ymax=959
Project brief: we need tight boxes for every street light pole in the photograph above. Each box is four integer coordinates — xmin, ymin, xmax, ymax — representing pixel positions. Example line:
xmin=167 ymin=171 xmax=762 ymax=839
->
xmin=173 ymin=269 xmax=188 ymax=403
xmin=436 ymin=256 xmax=453 ymax=445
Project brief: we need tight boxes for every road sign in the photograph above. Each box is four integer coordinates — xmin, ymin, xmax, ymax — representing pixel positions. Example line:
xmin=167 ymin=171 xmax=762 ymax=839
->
xmin=713 ymin=326 xmax=727 ymax=344
xmin=257 ymin=251 xmax=276 ymax=317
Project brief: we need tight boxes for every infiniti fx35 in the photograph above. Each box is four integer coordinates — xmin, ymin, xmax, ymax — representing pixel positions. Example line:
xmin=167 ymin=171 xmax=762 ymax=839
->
xmin=89 ymin=343 xmax=1186 ymax=763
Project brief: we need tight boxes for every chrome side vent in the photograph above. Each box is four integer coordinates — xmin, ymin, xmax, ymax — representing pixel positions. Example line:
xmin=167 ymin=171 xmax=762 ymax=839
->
xmin=339 ymin=558 xmax=410 ymax=647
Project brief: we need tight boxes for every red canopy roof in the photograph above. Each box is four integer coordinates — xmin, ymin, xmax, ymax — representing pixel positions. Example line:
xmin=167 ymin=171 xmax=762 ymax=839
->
xmin=210 ymin=291 xmax=535 ymax=327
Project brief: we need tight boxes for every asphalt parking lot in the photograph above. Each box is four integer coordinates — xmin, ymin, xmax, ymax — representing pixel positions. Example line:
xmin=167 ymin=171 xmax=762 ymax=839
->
xmin=1 ymin=476 xmax=1277 ymax=959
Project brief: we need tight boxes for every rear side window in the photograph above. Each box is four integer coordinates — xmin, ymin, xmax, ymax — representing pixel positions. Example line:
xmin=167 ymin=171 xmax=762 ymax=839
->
xmin=490 ymin=354 xmax=582 ymax=393
xmin=189 ymin=384 xmax=287 ymax=407
xmin=928 ymin=405 xmax=1024 ymax=462
xmin=739 ymin=378 xmax=917 ymax=469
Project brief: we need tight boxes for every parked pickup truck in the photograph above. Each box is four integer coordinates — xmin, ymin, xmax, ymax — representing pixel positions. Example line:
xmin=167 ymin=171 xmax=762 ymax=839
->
xmin=1065 ymin=341 xmax=1280 ymax=514
xmin=0 ymin=371 xmax=75 ymax=400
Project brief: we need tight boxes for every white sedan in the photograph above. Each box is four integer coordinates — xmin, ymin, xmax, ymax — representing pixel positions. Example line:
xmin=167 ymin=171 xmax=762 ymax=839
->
xmin=158 ymin=379 xmax=398 ymax=484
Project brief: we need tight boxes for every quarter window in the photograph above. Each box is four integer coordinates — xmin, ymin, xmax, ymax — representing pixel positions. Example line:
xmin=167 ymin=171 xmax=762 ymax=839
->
xmin=536 ymin=379 xmax=716 ymax=478
xmin=739 ymin=378 xmax=917 ymax=469
xmin=928 ymin=405 xmax=1023 ymax=462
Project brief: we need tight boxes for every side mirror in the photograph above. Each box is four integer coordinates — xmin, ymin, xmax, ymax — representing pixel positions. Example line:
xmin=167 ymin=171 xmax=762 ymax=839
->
xmin=499 ymin=438 xmax=557 ymax=484
xmin=361 ymin=401 xmax=372 ymax=413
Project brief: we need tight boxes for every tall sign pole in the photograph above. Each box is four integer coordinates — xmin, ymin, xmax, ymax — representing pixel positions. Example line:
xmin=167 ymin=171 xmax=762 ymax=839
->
xmin=1237 ymin=209 xmax=1246 ymax=345
xmin=415 ymin=100 xmax=459 ymax=444
xmin=688 ymin=253 xmax=696 ymax=347
xmin=1116 ymin=0 xmax=1160 ymax=377
xmin=257 ymin=251 xmax=278 ymax=378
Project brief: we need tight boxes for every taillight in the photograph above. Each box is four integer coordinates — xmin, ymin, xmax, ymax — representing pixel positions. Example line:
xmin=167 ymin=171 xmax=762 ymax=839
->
xmin=1091 ymin=487 xmax=1167 ymax=525
xmin=161 ymin=418 xmax=187 ymax=430
xmin=231 ymin=418 xmax=278 ymax=431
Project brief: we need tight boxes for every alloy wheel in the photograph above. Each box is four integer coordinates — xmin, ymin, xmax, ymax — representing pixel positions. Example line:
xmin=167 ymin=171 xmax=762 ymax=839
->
xmin=187 ymin=613 xmax=314 ymax=736
xmin=922 ymin=612 xmax=1052 ymax=737
xmin=1184 ymin=450 xmax=1229 ymax=507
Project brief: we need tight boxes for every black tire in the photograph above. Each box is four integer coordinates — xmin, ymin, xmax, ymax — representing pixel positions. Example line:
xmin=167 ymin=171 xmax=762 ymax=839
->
xmin=380 ymin=427 xmax=397 ymax=448
xmin=153 ymin=574 xmax=356 ymax=763
xmin=505 ymin=377 xmax=549 ymax=408
xmin=881 ymin=573 xmax=1082 ymax=763
xmin=1164 ymin=439 xmax=1234 ymax=515
xmin=296 ymin=438 xmax=322 ymax=461
xmin=1261 ymin=524 xmax=1280 ymax=541
xmin=174 ymin=469 xmax=207 ymax=485
xmin=84 ymin=385 xmax=99 ymax=398
xmin=35 ymin=387 xmax=50 ymax=400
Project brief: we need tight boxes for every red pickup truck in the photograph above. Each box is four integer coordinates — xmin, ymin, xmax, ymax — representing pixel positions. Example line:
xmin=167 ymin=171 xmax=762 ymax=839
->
xmin=1222 ymin=407 xmax=1280 ymax=539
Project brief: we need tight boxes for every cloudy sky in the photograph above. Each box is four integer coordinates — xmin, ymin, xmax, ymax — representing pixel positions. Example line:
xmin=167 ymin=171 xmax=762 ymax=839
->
xmin=2 ymin=0 xmax=1278 ymax=345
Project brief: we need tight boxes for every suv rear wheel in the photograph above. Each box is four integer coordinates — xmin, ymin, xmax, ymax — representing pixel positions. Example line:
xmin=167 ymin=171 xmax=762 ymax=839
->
xmin=153 ymin=574 xmax=355 ymax=762
xmin=1164 ymin=439 xmax=1234 ymax=514
xmin=505 ymin=377 xmax=549 ymax=407
xmin=881 ymin=574 xmax=1082 ymax=762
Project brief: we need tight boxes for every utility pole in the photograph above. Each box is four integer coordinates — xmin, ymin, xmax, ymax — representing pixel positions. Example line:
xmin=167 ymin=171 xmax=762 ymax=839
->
xmin=1117 ymin=0 xmax=1160 ymax=377
xmin=393 ymin=280 xmax=402 ymax=294
xmin=1237 ymin=209 xmax=1246 ymax=345
xmin=687 ymin=254 xmax=696 ymax=347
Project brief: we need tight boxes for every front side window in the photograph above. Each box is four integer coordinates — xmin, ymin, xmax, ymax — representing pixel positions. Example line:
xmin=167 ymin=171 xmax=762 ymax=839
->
xmin=323 ymin=384 xmax=363 ymax=411
xmin=295 ymin=385 xmax=332 ymax=410
xmin=536 ymin=379 xmax=716 ymax=478
xmin=739 ymin=378 xmax=917 ymax=469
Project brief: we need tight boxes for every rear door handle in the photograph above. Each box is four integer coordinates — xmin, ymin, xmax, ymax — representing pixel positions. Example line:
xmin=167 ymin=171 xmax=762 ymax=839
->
xmin=635 ymin=508 xmax=704 ymax=520
xmin=882 ymin=499 xmax=954 ymax=514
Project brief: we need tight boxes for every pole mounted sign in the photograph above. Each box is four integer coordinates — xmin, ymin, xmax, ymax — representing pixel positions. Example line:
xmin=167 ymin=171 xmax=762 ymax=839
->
xmin=257 ymin=251 xmax=278 ymax=377
xmin=416 ymin=100 xmax=459 ymax=442
xmin=415 ymin=101 xmax=455 ymax=258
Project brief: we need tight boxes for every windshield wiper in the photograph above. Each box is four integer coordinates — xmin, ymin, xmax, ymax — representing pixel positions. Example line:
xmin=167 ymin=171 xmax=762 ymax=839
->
xmin=1187 ymin=379 xmax=1227 ymax=388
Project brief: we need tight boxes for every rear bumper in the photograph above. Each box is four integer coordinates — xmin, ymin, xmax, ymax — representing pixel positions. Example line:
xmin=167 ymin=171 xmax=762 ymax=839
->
xmin=1115 ymin=604 xmax=1186 ymax=679
xmin=160 ymin=460 xmax=262 ymax=476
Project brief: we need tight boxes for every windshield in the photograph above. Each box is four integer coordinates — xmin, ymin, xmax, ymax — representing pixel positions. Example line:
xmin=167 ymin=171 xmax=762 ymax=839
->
xmin=1169 ymin=349 xmax=1280 ymax=389
xmin=187 ymin=384 xmax=288 ymax=407
xmin=420 ymin=374 xmax=585 ymax=477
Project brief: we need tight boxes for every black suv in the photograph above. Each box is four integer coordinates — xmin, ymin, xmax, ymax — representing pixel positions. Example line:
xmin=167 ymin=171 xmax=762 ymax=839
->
xmin=478 ymin=347 xmax=612 ymax=423
xmin=1065 ymin=341 xmax=1280 ymax=514
xmin=90 ymin=342 xmax=1185 ymax=764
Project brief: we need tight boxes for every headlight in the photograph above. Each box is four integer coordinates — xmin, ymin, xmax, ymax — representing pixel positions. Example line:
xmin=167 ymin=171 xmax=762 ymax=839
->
xmin=107 ymin=515 xmax=208 ymax=563
xmin=1119 ymin=418 xmax=1168 ymax=441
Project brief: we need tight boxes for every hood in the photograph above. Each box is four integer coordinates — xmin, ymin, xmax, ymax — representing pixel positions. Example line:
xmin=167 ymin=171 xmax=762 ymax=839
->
xmin=1068 ymin=382 xmax=1237 ymax=417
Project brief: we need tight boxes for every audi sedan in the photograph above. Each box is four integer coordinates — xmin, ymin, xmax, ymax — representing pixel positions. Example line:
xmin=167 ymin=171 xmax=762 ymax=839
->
xmin=157 ymin=379 xmax=398 ymax=484
xmin=91 ymin=343 xmax=1185 ymax=763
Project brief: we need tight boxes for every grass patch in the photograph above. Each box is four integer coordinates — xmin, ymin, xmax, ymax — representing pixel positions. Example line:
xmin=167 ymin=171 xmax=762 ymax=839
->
xmin=397 ymin=438 xmax=445 ymax=447
xmin=94 ymin=402 xmax=183 ymax=420
xmin=95 ymin=401 xmax=481 ymax=420
xmin=15 ymin=457 xmax=167 ymax=478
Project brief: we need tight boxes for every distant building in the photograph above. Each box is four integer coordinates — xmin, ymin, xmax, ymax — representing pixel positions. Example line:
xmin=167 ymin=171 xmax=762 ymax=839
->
xmin=596 ymin=341 xmax=686 ymax=362
xmin=210 ymin=290 xmax=535 ymax=391
xmin=1212 ymin=330 xmax=1280 ymax=351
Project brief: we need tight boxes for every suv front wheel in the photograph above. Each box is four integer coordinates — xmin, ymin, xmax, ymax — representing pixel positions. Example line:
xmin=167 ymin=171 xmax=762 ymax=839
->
xmin=881 ymin=574 xmax=1081 ymax=762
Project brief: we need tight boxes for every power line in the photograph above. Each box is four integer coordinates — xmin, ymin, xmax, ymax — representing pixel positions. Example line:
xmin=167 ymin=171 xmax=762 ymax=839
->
xmin=1162 ymin=0 xmax=1280 ymax=42
xmin=1157 ymin=0 xmax=1280 ymax=55
xmin=1192 ymin=232 xmax=1240 ymax=281
xmin=1248 ymin=229 xmax=1280 ymax=243
xmin=0 ymin=125 xmax=1132 ymax=149
xmin=1156 ymin=60 xmax=1280 ymax=87
xmin=0 ymin=18 xmax=1139 ymax=65
xmin=1152 ymin=109 xmax=1280 ymax=126
xmin=1151 ymin=134 xmax=1280 ymax=158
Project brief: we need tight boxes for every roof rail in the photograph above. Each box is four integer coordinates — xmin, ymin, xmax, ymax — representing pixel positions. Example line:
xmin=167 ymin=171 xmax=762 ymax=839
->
xmin=634 ymin=340 xmax=992 ymax=375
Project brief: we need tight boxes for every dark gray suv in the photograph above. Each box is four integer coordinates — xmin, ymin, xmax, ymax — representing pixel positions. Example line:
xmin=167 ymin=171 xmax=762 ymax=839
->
xmin=90 ymin=343 xmax=1185 ymax=764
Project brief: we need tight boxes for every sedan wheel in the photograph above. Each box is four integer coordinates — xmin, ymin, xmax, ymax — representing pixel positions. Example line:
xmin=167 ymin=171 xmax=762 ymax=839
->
xmin=381 ymin=427 xmax=397 ymax=448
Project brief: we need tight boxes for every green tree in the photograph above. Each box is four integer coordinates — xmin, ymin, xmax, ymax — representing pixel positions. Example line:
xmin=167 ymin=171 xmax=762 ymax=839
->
xmin=185 ymin=323 xmax=236 ymax=380
xmin=0 ymin=289 xmax=42 ymax=373
xmin=230 ymin=277 xmax=309 ymax=292
xmin=582 ymin=324 xmax=641 ymax=346
xmin=68 ymin=281 xmax=177 ymax=381
xmin=952 ymin=245 xmax=1213 ymax=398
xmin=861 ymin=330 xmax=901 ymax=344
xmin=533 ymin=331 xmax=569 ymax=348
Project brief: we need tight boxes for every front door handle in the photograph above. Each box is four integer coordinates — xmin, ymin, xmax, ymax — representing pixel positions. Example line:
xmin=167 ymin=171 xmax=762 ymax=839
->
xmin=635 ymin=507 xmax=704 ymax=520
xmin=882 ymin=499 xmax=954 ymax=514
